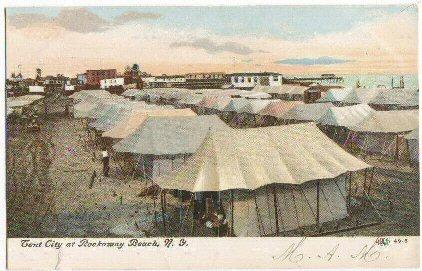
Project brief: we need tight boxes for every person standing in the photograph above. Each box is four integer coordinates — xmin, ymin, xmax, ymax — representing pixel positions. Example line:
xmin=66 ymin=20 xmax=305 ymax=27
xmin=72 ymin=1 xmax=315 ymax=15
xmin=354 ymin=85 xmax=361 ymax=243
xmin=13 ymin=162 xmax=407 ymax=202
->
xmin=102 ymin=149 xmax=110 ymax=177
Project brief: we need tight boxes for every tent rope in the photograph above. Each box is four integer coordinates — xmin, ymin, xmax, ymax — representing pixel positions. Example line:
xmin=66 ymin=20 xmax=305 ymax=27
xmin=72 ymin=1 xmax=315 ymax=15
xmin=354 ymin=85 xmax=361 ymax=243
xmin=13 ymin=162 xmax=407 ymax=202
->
xmin=264 ymin=186 xmax=274 ymax=233
xmin=253 ymin=191 xmax=265 ymax=236
xmin=289 ymin=186 xmax=301 ymax=229
xmin=298 ymin=185 xmax=318 ymax=223
xmin=320 ymin=183 xmax=335 ymax=220
xmin=333 ymin=176 xmax=347 ymax=202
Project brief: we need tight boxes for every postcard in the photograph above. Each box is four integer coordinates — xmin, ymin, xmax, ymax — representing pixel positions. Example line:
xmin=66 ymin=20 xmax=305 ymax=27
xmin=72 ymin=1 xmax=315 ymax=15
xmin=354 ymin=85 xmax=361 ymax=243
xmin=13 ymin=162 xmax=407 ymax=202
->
xmin=3 ymin=1 xmax=420 ymax=269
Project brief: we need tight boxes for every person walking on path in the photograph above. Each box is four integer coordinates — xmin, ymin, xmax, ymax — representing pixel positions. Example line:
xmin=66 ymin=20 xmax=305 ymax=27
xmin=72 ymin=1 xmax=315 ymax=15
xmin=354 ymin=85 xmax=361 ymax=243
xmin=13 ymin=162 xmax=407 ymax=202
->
xmin=102 ymin=149 xmax=110 ymax=177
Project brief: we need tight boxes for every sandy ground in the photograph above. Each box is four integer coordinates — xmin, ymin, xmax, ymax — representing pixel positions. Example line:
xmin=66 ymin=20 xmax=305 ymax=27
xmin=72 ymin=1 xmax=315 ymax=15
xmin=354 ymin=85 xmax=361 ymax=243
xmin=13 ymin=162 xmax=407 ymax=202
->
xmin=6 ymin=96 xmax=420 ymax=237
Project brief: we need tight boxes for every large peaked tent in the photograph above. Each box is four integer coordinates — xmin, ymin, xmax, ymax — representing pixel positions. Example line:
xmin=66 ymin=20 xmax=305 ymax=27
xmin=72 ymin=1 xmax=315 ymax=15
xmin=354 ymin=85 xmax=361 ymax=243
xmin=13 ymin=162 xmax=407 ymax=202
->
xmin=347 ymin=110 xmax=419 ymax=159
xmin=113 ymin=115 xmax=229 ymax=179
xmin=102 ymin=108 xmax=197 ymax=139
xmin=154 ymin=123 xmax=371 ymax=236
xmin=281 ymin=102 xmax=334 ymax=123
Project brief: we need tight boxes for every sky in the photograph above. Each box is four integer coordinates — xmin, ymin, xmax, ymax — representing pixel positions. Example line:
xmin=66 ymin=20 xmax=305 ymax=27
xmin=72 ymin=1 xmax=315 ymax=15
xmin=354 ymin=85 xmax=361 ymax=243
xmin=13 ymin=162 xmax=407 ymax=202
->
xmin=5 ymin=5 xmax=418 ymax=78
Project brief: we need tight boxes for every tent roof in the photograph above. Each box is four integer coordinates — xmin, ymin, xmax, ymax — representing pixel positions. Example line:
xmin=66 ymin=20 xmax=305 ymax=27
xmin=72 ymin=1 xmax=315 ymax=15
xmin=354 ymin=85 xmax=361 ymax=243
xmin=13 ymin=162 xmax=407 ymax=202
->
xmin=239 ymin=91 xmax=272 ymax=99
xmin=89 ymin=106 xmax=133 ymax=131
xmin=258 ymin=100 xmax=304 ymax=118
xmin=237 ymin=99 xmax=276 ymax=114
xmin=211 ymin=97 xmax=233 ymax=111
xmin=369 ymin=88 xmax=418 ymax=106
xmin=253 ymin=85 xmax=309 ymax=95
xmin=113 ymin=115 xmax=229 ymax=155
xmin=121 ymin=89 xmax=142 ymax=97
xmin=103 ymin=108 xmax=197 ymax=139
xmin=282 ymin=102 xmax=334 ymax=121
xmin=153 ymin=122 xmax=371 ymax=192
xmin=404 ymin=129 xmax=419 ymax=140
xmin=197 ymin=96 xmax=220 ymax=109
xmin=317 ymin=104 xmax=374 ymax=127
xmin=222 ymin=99 xmax=250 ymax=112
xmin=177 ymin=95 xmax=204 ymax=105
xmin=317 ymin=87 xmax=354 ymax=103
xmin=342 ymin=88 xmax=382 ymax=104
xmin=349 ymin=110 xmax=419 ymax=133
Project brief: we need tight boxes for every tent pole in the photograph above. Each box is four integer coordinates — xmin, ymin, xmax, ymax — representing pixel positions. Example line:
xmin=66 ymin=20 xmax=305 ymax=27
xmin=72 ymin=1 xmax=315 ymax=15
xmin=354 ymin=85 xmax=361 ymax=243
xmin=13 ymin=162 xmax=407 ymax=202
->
xmin=161 ymin=191 xmax=167 ymax=236
xmin=395 ymin=134 xmax=399 ymax=162
xmin=153 ymin=194 xmax=158 ymax=229
xmin=272 ymin=185 xmax=280 ymax=236
xmin=316 ymin=181 xmax=320 ymax=227
xmin=348 ymin=172 xmax=352 ymax=210
xmin=179 ymin=190 xmax=183 ymax=230
xmin=367 ymin=168 xmax=375 ymax=196
xmin=230 ymin=190 xmax=234 ymax=237
xmin=406 ymin=139 xmax=412 ymax=165
xmin=191 ymin=195 xmax=195 ymax=236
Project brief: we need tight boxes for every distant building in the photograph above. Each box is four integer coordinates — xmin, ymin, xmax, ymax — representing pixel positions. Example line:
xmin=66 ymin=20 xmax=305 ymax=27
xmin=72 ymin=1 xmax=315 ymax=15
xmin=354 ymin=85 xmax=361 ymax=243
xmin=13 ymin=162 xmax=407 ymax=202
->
xmin=10 ymin=72 xmax=23 ymax=83
xmin=100 ymin=77 xmax=125 ymax=89
xmin=77 ymin=73 xmax=87 ymax=85
xmin=29 ymin=86 xmax=45 ymax=94
xmin=43 ymin=75 xmax=67 ymax=92
xmin=86 ymin=69 xmax=117 ymax=87
xmin=141 ymin=76 xmax=158 ymax=88
xmin=142 ymin=72 xmax=227 ymax=89
xmin=184 ymin=72 xmax=227 ymax=89
xmin=230 ymin=72 xmax=282 ymax=90
xmin=149 ymin=75 xmax=186 ymax=88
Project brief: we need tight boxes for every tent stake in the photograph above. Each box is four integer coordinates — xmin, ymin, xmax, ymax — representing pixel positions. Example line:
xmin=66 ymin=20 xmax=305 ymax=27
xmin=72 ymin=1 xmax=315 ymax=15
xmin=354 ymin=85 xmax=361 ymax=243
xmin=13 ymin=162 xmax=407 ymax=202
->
xmin=272 ymin=185 xmax=280 ymax=236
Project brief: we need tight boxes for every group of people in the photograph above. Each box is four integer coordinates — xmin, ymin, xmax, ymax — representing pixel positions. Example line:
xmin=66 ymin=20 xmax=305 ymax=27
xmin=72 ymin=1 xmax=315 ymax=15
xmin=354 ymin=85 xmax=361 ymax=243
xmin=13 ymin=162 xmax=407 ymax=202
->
xmin=194 ymin=192 xmax=229 ymax=236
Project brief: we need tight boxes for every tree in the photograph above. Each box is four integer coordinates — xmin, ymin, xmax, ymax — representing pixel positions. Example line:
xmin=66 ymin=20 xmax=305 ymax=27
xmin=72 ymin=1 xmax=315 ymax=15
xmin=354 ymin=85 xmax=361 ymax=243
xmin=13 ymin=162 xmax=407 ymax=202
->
xmin=36 ymin=68 xmax=42 ymax=79
xmin=131 ymin=64 xmax=140 ymax=72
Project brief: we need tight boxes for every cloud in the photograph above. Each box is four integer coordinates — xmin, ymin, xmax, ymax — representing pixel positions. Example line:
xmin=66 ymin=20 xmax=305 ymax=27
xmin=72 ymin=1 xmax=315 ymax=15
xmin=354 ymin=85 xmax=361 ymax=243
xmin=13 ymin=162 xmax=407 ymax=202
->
xmin=7 ymin=13 xmax=53 ymax=29
xmin=275 ymin=56 xmax=351 ymax=66
xmin=55 ymin=8 xmax=110 ymax=33
xmin=7 ymin=8 xmax=161 ymax=33
xmin=113 ymin=11 xmax=161 ymax=25
xmin=170 ymin=38 xmax=255 ymax=55
xmin=7 ymin=8 xmax=110 ymax=33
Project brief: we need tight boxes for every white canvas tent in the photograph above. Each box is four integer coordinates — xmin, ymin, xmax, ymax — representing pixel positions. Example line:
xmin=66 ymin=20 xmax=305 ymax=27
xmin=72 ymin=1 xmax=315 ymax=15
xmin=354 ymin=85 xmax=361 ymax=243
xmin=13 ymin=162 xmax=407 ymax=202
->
xmin=369 ymin=88 xmax=418 ymax=109
xmin=347 ymin=110 xmax=419 ymax=159
xmin=317 ymin=87 xmax=354 ymax=103
xmin=341 ymin=88 xmax=383 ymax=105
xmin=317 ymin=104 xmax=374 ymax=127
xmin=154 ymin=123 xmax=371 ymax=236
xmin=113 ymin=115 xmax=229 ymax=179
xmin=103 ymin=109 xmax=197 ymax=139
xmin=281 ymin=102 xmax=334 ymax=123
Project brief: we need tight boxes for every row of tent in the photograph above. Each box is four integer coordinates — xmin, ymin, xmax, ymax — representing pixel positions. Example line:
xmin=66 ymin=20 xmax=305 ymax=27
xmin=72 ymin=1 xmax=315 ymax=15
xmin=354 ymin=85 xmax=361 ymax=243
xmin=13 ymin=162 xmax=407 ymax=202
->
xmin=317 ymin=87 xmax=419 ymax=109
xmin=70 ymin=89 xmax=378 ymax=237
xmin=6 ymin=94 xmax=44 ymax=116
xmin=122 ymin=88 xmax=272 ymax=103
xmin=73 ymin=89 xmax=419 ymax=163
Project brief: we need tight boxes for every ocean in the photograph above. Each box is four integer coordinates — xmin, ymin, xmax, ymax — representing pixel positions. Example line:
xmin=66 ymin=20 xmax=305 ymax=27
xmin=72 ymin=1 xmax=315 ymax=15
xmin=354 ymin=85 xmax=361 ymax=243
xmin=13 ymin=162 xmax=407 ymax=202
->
xmin=291 ymin=74 xmax=419 ymax=89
